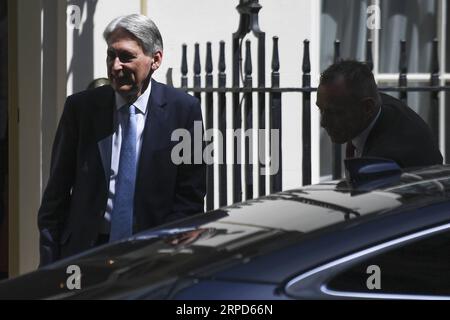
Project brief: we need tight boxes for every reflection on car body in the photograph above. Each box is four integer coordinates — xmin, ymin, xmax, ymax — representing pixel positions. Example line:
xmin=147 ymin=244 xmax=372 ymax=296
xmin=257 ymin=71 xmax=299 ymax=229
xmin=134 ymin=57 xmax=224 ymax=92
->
xmin=1 ymin=159 xmax=450 ymax=299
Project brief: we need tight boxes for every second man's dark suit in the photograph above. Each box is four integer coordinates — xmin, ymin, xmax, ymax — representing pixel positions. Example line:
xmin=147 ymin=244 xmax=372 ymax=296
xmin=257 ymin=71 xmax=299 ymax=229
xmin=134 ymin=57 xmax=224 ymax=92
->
xmin=38 ymin=80 xmax=206 ymax=266
xmin=362 ymin=93 xmax=443 ymax=167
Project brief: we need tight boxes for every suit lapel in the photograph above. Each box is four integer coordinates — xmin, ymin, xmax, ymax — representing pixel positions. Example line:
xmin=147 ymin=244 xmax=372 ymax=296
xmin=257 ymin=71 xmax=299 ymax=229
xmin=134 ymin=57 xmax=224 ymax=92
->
xmin=362 ymin=105 xmax=384 ymax=156
xmin=136 ymin=80 xmax=168 ymax=181
xmin=98 ymin=136 xmax=112 ymax=185
xmin=93 ymin=86 xmax=115 ymax=186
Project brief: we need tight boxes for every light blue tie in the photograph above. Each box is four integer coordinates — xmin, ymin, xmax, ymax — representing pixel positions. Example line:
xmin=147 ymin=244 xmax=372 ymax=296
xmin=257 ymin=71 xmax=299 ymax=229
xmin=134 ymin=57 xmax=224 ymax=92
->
xmin=110 ymin=104 xmax=137 ymax=242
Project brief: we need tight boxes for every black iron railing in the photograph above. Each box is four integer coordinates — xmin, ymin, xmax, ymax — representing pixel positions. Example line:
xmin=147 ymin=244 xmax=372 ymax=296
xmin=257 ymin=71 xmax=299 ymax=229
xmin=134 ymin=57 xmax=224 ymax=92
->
xmin=172 ymin=0 xmax=450 ymax=210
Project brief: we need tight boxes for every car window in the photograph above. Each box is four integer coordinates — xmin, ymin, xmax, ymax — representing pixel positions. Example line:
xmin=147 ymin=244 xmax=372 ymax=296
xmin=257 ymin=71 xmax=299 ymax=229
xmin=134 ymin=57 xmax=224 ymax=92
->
xmin=326 ymin=229 xmax=450 ymax=297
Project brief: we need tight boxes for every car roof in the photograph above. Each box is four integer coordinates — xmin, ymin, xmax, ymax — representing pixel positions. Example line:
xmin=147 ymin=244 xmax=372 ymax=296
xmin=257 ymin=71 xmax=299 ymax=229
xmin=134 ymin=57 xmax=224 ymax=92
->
xmin=191 ymin=164 xmax=450 ymax=235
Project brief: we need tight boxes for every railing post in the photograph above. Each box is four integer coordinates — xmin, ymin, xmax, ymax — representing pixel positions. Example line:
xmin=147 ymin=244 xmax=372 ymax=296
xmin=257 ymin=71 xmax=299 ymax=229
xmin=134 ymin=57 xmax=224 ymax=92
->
xmin=334 ymin=40 xmax=341 ymax=63
xmin=256 ymin=29 xmax=266 ymax=198
xmin=181 ymin=44 xmax=188 ymax=89
xmin=193 ymin=43 xmax=201 ymax=102
xmin=166 ymin=68 xmax=173 ymax=87
xmin=270 ymin=36 xmax=282 ymax=193
xmin=231 ymin=47 xmax=242 ymax=203
xmin=331 ymin=40 xmax=342 ymax=180
xmin=218 ymin=41 xmax=227 ymax=207
xmin=366 ymin=39 xmax=373 ymax=71
xmin=302 ymin=40 xmax=311 ymax=186
xmin=429 ymin=38 xmax=440 ymax=147
xmin=205 ymin=42 xmax=214 ymax=210
xmin=399 ymin=40 xmax=408 ymax=103
xmin=244 ymin=40 xmax=253 ymax=200
xmin=232 ymin=9 xmax=244 ymax=204
xmin=232 ymin=0 xmax=265 ymax=203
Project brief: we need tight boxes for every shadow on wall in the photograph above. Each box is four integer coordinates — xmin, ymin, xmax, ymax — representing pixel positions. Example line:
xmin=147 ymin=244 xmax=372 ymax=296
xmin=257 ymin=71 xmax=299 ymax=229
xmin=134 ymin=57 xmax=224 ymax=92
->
xmin=67 ymin=0 xmax=98 ymax=94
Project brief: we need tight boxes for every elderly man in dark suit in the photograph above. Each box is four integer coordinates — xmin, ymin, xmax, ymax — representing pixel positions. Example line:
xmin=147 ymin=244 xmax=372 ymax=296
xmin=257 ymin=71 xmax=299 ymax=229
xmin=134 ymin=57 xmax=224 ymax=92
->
xmin=38 ymin=14 xmax=206 ymax=266
xmin=316 ymin=60 xmax=443 ymax=168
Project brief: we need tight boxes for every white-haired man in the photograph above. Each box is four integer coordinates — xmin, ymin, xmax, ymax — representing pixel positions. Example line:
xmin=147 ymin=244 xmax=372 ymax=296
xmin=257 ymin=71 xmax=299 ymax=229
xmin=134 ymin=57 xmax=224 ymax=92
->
xmin=38 ymin=14 xmax=206 ymax=266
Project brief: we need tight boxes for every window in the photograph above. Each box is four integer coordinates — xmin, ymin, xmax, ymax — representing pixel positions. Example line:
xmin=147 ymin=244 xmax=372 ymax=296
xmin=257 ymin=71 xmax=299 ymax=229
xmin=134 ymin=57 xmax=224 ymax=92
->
xmin=326 ymin=229 xmax=450 ymax=296
xmin=320 ymin=0 xmax=448 ymax=177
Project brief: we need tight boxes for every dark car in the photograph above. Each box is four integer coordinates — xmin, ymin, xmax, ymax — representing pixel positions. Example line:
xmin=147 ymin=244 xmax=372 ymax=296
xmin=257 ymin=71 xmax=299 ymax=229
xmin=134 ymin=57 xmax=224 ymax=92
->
xmin=1 ymin=159 xmax=450 ymax=300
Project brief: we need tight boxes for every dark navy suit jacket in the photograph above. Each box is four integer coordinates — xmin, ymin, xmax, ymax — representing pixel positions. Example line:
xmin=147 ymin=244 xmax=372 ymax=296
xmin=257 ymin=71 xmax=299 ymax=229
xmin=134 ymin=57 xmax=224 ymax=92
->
xmin=363 ymin=93 xmax=443 ymax=167
xmin=38 ymin=80 xmax=206 ymax=266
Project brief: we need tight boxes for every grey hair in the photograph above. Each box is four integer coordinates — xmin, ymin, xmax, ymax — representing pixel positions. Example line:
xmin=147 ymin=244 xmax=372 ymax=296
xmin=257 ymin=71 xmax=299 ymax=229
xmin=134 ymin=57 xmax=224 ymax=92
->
xmin=103 ymin=14 xmax=163 ymax=55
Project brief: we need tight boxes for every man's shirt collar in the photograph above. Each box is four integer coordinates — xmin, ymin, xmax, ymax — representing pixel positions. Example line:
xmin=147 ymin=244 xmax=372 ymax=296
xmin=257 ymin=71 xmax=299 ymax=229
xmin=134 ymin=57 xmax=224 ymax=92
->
xmin=351 ymin=107 xmax=381 ymax=155
xmin=114 ymin=79 xmax=152 ymax=114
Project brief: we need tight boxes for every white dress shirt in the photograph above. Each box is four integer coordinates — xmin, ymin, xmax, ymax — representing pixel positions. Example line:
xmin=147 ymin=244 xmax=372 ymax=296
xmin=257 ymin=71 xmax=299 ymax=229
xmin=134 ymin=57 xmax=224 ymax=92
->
xmin=351 ymin=107 xmax=381 ymax=157
xmin=101 ymin=81 xmax=152 ymax=234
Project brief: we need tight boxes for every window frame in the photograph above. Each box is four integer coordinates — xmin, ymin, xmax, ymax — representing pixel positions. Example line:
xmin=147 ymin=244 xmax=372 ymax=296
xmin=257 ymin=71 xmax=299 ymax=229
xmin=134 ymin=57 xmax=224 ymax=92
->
xmin=284 ymin=222 xmax=450 ymax=300
xmin=370 ymin=0 xmax=448 ymax=162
